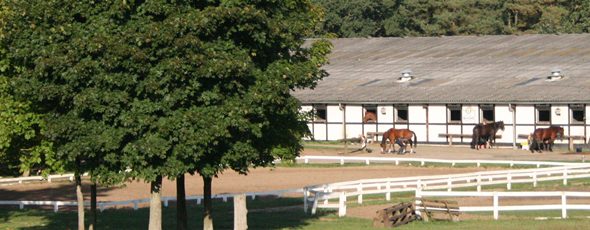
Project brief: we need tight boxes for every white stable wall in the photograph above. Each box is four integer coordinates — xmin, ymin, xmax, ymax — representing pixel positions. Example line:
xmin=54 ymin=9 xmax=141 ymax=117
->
xmin=462 ymin=105 xmax=479 ymax=124
xmin=552 ymin=105 xmax=569 ymax=125
xmin=305 ymin=104 xmax=587 ymax=143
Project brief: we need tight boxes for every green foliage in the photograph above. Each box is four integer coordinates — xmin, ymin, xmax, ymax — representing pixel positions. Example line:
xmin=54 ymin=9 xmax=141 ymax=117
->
xmin=1 ymin=0 xmax=330 ymax=186
xmin=0 ymin=43 xmax=58 ymax=176
xmin=313 ymin=0 xmax=590 ymax=37
xmin=313 ymin=0 xmax=396 ymax=37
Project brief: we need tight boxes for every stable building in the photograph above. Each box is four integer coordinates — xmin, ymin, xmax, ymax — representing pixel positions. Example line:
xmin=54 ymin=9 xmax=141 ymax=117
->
xmin=293 ymin=34 xmax=590 ymax=147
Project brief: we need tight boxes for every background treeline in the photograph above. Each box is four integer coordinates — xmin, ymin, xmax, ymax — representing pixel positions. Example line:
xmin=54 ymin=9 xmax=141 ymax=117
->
xmin=313 ymin=0 xmax=590 ymax=37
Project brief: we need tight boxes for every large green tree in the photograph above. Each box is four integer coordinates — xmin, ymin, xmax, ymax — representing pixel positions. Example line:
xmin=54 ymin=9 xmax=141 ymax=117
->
xmin=2 ymin=1 xmax=330 ymax=230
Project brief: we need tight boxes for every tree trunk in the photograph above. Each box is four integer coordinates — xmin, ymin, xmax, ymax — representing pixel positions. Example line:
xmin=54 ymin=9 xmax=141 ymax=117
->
xmin=177 ymin=174 xmax=187 ymax=230
xmin=89 ymin=182 xmax=97 ymax=230
xmin=149 ymin=176 xmax=163 ymax=230
xmin=75 ymin=173 xmax=85 ymax=230
xmin=203 ymin=176 xmax=213 ymax=230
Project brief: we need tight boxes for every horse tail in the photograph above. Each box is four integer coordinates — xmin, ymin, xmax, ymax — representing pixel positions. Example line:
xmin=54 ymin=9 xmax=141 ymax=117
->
xmin=411 ymin=131 xmax=417 ymax=148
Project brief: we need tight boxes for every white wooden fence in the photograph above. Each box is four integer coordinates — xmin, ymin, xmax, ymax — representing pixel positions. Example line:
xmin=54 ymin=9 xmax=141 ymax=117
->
xmin=416 ymin=190 xmax=590 ymax=219
xmin=296 ymin=156 xmax=585 ymax=168
xmin=4 ymin=156 xmax=590 ymax=217
xmin=0 ymin=173 xmax=79 ymax=186
xmin=0 ymin=188 xmax=302 ymax=213
xmin=304 ymin=164 xmax=590 ymax=217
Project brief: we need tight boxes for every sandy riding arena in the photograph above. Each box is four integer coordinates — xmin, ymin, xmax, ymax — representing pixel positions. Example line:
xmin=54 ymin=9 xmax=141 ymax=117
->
xmin=0 ymin=143 xmax=588 ymax=210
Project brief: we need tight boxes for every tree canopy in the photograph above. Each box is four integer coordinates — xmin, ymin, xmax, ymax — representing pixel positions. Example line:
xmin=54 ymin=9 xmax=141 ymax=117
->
xmin=1 ymin=0 xmax=330 ymax=228
xmin=313 ymin=0 xmax=590 ymax=37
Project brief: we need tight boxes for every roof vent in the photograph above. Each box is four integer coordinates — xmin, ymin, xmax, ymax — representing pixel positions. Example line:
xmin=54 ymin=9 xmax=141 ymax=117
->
xmin=398 ymin=69 xmax=414 ymax=82
xmin=546 ymin=69 xmax=564 ymax=81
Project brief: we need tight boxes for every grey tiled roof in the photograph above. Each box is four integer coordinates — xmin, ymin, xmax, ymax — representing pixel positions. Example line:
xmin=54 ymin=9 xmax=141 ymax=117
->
xmin=293 ymin=34 xmax=590 ymax=104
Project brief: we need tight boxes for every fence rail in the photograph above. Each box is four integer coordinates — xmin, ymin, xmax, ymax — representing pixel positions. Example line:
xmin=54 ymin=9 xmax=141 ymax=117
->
xmin=0 ymin=189 xmax=302 ymax=213
xmin=416 ymin=190 xmax=590 ymax=219
xmin=304 ymin=163 xmax=590 ymax=217
xmin=296 ymin=156 xmax=586 ymax=168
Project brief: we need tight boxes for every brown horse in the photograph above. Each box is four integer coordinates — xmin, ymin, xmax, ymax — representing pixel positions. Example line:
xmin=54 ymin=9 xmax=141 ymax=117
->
xmin=380 ymin=128 xmax=417 ymax=154
xmin=363 ymin=111 xmax=377 ymax=123
xmin=530 ymin=126 xmax=564 ymax=152
xmin=471 ymin=121 xmax=505 ymax=150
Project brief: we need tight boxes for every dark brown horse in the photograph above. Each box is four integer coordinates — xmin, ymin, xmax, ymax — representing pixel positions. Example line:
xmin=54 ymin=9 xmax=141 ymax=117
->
xmin=530 ymin=126 xmax=564 ymax=152
xmin=471 ymin=121 xmax=505 ymax=150
xmin=380 ymin=128 xmax=417 ymax=154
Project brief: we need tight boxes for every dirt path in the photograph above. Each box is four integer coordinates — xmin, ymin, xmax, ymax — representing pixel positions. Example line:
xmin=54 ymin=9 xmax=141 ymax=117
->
xmin=0 ymin=166 xmax=479 ymax=202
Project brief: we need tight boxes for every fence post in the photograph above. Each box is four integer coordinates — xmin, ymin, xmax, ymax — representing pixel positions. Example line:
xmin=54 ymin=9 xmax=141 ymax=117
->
xmin=365 ymin=159 xmax=370 ymax=165
xmin=493 ymin=193 xmax=499 ymax=220
xmin=357 ymin=183 xmax=363 ymax=204
xmin=477 ymin=175 xmax=481 ymax=192
xmin=421 ymin=161 xmax=425 ymax=166
xmin=338 ymin=192 xmax=347 ymax=217
xmin=163 ymin=197 xmax=169 ymax=207
xmin=477 ymin=161 xmax=480 ymax=168
xmin=48 ymin=175 xmax=52 ymax=183
xmin=447 ymin=178 xmax=452 ymax=192
xmin=133 ymin=200 xmax=139 ymax=210
xmin=395 ymin=160 xmax=399 ymax=166
xmin=415 ymin=189 xmax=422 ymax=217
xmin=563 ymin=168 xmax=568 ymax=185
xmin=416 ymin=179 xmax=422 ymax=190
xmin=303 ymin=188 xmax=309 ymax=213
xmin=533 ymin=173 xmax=537 ymax=187
xmin=340 ymin=158 xmax=344 ymax=165
xmin=386 ymin=181 xmax=391 ymax=201
xmin=234 ymin=194 xmax=248 ymax=230
xmin=507 ymin=173 xmax=512 ymax=190
xmin=54 ymin=202 xmax=59 ymax=213
xmin=99 ymin=203 xmax=105 ymax=212
xmin=451 ymin=162 xmax=455 ymax=167
xmin=323 ymin=186 xmax=329 ymax=205
xmin=304 ymin=158 xmax=309 ymax=164
xmin=561 ymin=192 xmax=567 ymax=219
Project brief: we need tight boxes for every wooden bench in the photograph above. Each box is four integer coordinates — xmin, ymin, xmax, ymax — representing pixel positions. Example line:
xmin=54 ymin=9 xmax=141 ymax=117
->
xmin=373 ymin=202 xmax=417 ymax=228
xmin=439 ymin=134 xmax=502 ymax=146
xmin=415 ymin=198 xmax=460 ymax=222
xmin=518 ymin=134 xmax=587 ymax=151
xmin=366 ymin=132 xmax=384 ymax=143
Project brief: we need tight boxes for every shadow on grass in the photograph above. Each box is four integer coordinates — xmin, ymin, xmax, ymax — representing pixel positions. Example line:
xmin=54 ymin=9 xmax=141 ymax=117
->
xmin=0 ymin=197 xmax=334 ymax=229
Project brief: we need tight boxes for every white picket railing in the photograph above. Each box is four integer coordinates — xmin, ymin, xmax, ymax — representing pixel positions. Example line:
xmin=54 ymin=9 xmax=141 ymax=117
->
xmin=297 ymin=155 xmax=586 ymax=168
xmin=416 ymin=190 xmax=590 ymax=219
xmin=0 ymin=174 xmax=76 ymax=185
xmin=0 ymin=188 xmax=302 ymax=213
xmin=304 ymin=164 xmax=590 ymax=216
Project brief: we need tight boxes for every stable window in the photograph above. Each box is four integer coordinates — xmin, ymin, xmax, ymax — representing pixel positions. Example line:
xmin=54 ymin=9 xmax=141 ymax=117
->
xmin=448 ymin=104 xmax=462 ymax=123
xmin=395 ymin=105 xmax=408 ymax=123
xmin=536 ymin=105 xmax=551 ymax=123
xmin=313 ymin=105 xmax=327 ymax=122
xmin=480 ymin=104 xmax=495 ymax=122
xmin=571 ymin=104 xmax=585 ymax=124
xmin=363 ymin=105 xmax=378 ymax=123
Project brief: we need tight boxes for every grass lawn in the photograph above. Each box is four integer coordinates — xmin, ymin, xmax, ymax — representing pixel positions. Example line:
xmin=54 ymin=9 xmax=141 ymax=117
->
xmin=3 ymin=203 xmax=590 ymax=230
